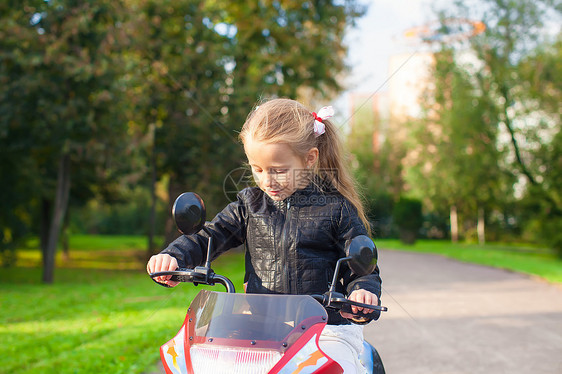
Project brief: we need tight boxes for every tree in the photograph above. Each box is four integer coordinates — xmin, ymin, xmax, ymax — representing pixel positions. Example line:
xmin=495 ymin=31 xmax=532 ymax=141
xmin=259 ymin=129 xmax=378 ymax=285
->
xmin=126 ymin=0 xmax=366 ymax=248
xmin=405 ymin=0 xmax=560 ymax=245
xmin=446 ymin=0 xmax=561 ymax=248
xmin=0 ymin=0 xmax=129 ymax=282
xmin=406 ymin=48 xmax=509 ymax=243
xmin=346 ymin=96 xmax=406 ymax=237
xmin=517 ymin=36 xmax=562 ymax=255
xmin=122 ymin=0 xmax=242 ymax=250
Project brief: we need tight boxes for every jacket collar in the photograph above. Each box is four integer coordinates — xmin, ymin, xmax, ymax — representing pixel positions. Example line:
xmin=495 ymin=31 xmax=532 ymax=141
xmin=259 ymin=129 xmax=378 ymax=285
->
xmin=266 ymin=175 xmax=337 ymax=208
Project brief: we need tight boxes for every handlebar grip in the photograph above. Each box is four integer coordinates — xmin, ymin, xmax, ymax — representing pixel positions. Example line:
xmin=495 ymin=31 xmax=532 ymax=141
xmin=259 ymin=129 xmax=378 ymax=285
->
xmin=324 ymin=296 xmax=387 ymax=322
xmin=150 ymin=269 xmax=197 ymax=287
xmin=345 ymin=299 xmax=388 ymax=312
xmin=341 ymin=303 xmax=382 ymax=321
xmin=169 ymin=273 xmax=195 ymax=283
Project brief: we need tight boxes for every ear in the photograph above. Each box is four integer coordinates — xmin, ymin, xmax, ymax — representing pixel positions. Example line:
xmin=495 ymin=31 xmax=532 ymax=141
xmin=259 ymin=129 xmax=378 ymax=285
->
xmin=305 ymin=147 xmax=319 ymax=168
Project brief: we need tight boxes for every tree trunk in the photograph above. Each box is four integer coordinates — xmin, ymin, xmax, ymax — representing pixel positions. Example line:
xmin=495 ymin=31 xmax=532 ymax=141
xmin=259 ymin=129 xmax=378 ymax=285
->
xmin=477 ymin=206 xmax=485 ymax=246
xmin=450 ymin=205 xmax=458 ymax=243
xmin=40 ymin=198 xmax=51 ymax=268
xmin=42 ymin=153 xmax=71 ymax=284
xmin=62 ymin=209 xmax=70 ymax=262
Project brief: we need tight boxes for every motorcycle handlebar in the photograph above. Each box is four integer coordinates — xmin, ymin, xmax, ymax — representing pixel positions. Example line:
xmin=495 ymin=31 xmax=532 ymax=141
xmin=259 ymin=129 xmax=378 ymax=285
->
xmin=150 ymin=270 xmax=387 ymax=319
xmin=149 ymin=268 xmax=236 ymax=293
xmin=212 ymin=274 xmax=236 ymax=293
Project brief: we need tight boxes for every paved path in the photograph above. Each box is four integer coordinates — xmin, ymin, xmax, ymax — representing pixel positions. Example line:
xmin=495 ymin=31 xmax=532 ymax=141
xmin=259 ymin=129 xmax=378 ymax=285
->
xmin=365 ymin=249 xmax=562 ymax=374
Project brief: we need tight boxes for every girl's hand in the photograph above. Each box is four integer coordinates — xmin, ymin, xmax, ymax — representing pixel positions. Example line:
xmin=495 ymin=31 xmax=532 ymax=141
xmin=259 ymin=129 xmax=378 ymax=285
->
xmin=340 ymin=289 xmax=378 ymax=319
xmin=147 ymin=254 xmax=179 ymax=287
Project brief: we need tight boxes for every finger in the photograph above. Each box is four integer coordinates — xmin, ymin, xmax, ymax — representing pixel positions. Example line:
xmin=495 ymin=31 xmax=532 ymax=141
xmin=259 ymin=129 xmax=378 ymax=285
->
xmin=154 ymin=256 xmax=167 ymax=283
xmin=354 ymin=292 xmax=365 ymax=313
xmin=167 ymin=257 xmax=178 ymax=271
xmin=146 ymin=257 xmax=154 ymax=274
xmin=165 ymin=257 xmax=178 ymax=282
xmin=348 ymin=292 xmax=357 ymax=313
xmin=362 ymin=293 xmax=377 ymax=314
xmin=160 ymin=256 xmax=172 ymax=281
xmin=152 ymin=256 xmax=161 ymax=281
xmin=165 ymin=257 xmax=179 ymax=287
xmin=360 ymin=293 xmax=371 ymax=313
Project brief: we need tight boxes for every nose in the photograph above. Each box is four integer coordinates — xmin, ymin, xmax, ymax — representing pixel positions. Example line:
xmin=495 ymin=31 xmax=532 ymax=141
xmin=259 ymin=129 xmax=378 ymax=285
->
xmin=263 ymin=171 xmax=278 ymax=189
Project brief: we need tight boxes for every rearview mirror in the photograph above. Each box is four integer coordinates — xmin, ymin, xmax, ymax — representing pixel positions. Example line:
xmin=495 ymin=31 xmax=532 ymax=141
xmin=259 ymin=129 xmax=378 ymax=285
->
xmin=345 ymin=235 xmax=377 ymax=276
xmin=173 ymin=192 xmax=206 ymax=235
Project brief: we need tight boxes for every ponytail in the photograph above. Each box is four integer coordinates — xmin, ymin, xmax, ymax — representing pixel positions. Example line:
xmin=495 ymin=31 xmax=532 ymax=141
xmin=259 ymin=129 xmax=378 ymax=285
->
xmin=316 ymin=119 xmax=371 ymax=236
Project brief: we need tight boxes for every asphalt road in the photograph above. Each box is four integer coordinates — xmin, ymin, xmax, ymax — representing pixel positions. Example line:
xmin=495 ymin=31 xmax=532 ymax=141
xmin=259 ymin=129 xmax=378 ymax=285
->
xmin=365 ymin=249 xmax=562 ymax=374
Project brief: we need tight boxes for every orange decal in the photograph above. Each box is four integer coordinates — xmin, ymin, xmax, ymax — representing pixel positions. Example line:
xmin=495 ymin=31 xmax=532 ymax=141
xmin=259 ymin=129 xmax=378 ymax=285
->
xmin=292 ymin=350 xmax=325 ymax=374
xmin=167 ymin=345 xmax=180 ymax=371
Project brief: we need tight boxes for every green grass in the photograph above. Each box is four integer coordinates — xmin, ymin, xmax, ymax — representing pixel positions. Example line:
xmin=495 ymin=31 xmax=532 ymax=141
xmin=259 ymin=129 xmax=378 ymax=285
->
xmin=375 ymin=239 xmax=562 ymax=283
xmin=22 ymin=235 xmax=157 ymax=252
xmin=16 ymin=235 xmax=163 ymax=270
xmin=0 ymin=245 xmax=246 ymax=374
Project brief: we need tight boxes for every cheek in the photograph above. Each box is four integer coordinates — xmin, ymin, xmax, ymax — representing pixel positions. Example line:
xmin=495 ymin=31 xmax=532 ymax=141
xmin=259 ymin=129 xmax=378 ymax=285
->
xmin=252 ymin=171 xmax=262 ymax=185
xmin=276 ymin=173 xmax=288 ymax=185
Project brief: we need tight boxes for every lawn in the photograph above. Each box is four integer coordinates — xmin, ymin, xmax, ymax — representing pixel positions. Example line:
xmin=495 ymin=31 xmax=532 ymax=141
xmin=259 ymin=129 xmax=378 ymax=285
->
xmin=375 ymin=239 xmax=562 ymax=284
xmin=0 ymin=237 xmax=246 ymax=374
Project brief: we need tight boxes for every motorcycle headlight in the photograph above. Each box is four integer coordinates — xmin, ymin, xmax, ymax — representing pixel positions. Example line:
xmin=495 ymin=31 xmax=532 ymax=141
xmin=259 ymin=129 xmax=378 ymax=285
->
xmin=190 ymin=345 xmax=282 ymax=374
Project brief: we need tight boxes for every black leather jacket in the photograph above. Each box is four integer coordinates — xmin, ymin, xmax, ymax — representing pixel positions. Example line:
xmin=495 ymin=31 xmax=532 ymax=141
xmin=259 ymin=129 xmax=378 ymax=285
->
xmin=161 ymin=181 xmax=382 ymax=325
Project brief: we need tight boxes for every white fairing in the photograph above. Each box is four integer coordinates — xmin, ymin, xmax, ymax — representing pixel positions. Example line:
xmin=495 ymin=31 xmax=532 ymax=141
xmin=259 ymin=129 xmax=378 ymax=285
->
xmin=277 ymin=334 xmax=328 ymax=374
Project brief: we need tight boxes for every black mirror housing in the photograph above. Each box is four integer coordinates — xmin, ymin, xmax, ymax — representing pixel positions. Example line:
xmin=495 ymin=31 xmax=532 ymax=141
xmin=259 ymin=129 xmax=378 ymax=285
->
xmin=173 ymin=192 xmax=206 ymax=235
xmin=345 ymin=235 xmax=377 ymax=276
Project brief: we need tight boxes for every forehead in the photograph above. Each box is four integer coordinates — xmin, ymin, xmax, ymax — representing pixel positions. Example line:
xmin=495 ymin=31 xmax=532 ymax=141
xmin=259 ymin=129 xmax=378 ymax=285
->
xmin=244 ymin=139 xmax=300 ymax=166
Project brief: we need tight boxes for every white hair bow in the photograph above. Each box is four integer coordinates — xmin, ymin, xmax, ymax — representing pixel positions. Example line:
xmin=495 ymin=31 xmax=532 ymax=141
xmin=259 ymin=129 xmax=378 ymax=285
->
xmin=312 ymin=106 xmax=334 ymax=137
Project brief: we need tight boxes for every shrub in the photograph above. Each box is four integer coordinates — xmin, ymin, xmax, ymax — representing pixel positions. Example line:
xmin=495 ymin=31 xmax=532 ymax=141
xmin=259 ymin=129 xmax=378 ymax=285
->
xmin=393 ymin=197 xmax=423 ymax=244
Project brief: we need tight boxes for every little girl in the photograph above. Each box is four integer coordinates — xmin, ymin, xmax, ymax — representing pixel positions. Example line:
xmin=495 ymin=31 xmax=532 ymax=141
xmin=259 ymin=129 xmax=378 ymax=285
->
xmin=147 ymin=98 xmax=382 ymax=373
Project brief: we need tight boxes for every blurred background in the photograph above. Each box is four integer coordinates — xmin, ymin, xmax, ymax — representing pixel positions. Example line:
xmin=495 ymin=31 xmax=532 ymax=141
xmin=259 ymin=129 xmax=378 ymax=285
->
xmin=0 ymin=1 xmax=560 ymax=372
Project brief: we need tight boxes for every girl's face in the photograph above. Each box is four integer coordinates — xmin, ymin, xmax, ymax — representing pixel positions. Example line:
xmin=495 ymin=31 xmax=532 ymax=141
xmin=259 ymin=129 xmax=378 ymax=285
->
xmin=244 ymin=139 xmax=318 ymax=201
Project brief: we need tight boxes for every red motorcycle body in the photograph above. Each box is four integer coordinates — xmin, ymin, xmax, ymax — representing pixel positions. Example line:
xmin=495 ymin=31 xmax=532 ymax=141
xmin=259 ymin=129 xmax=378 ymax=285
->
xmin=160 ymin=290 xmax=343 ymax=374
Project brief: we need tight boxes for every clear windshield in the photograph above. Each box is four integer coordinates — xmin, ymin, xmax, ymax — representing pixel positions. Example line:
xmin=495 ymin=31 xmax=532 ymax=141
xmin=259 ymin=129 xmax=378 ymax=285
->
xmin=187 ymin=290 xmax=327 ymax=349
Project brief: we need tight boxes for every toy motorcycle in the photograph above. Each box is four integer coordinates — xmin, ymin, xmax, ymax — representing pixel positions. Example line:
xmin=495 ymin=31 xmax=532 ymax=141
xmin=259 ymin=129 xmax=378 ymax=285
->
xmin=150 ymin=192 xmax=387 ymax=374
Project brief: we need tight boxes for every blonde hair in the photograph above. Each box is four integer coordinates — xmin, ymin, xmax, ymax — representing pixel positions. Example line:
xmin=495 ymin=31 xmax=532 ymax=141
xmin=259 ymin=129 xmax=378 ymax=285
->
xmin=239 ymin=98 xmax=371 ymax=235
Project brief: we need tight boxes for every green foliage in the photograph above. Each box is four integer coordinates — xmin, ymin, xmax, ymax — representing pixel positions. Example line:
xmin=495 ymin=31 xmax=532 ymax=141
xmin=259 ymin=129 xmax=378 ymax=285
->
xmin=406 ymin=48 xmax=509 ymax=220
xmin=0 ymin=0 xmax=132 ymax=277
xmin=365 ymin=193 xmax=395 ymax=238
xmin=392 ymin=198 xmax=423 ymax=230
xmin=392 ymin=198 xmax=423 ymax=244
xmin=0 ymin=154 xmax=35 ymax=266
xmin=346 ymin=94 xmax=407 ymax=238
xmin=70 ymin=186 xmax=167 ymax=236
xmin=456 ymin=0 xmax=561 ymax=248
xmin=402 ymin=0 xmax=561 ymax=245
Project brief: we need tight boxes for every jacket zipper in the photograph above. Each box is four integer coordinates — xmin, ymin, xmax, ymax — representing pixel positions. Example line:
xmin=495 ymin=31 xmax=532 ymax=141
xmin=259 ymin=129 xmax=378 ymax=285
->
xmin=280 ymin=198 xmax=292 ymax=293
